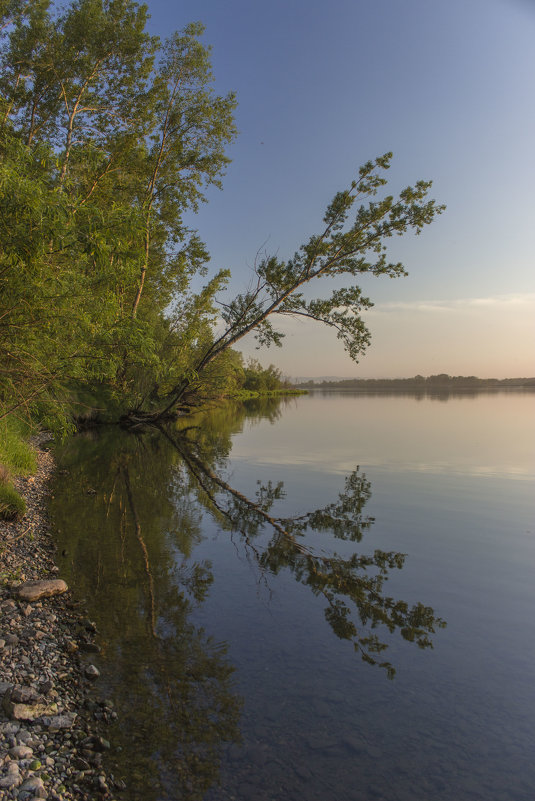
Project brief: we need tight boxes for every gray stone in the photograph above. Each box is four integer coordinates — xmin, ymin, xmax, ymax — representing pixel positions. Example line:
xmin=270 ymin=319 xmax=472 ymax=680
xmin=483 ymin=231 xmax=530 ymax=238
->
xmin=42 ymin=712 xmax=76 ymax=730
xmin=78 ymin=641 xmax=101 ymax=653
xmin=2 ymin=722 xmax=21 ymax=735
xmin=84 ymin=664 xmax=100 ymax=680
xmin=79 ymin=618 xmax=97 ymax=633
xmin=0 ymin=763 xmax=21 ymax=790
xmin=3 ymin=687 xmax=59 ymax=720
xmin=10 ymin=685 xmax=40 ymax=704
xmin=294 ymin=762 xmax=313 ymax=781
xmin=16 ymin=579 xmax=68 ymax=602
xmin=19 ymin=775 xmax=47 ymax=797
xmin=0 ymin=772 xmax=21 ymax=789
xmin=82 ymin=734 xmax=110 ymax=752
xmin=9 ymin=744 xmax=33 ymax=759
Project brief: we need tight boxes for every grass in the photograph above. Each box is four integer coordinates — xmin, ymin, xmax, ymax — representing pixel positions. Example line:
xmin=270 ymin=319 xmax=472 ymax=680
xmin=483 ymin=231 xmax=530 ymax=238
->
xmin=229 ymin=388 xmax=308 ymax=399
xmin=0 ymin=414 xmax=35 ymax=520
xmin=0 ymin=481 xmax=26 ymax=519
xmin=0 ymin=414 xmax=37 ymax=475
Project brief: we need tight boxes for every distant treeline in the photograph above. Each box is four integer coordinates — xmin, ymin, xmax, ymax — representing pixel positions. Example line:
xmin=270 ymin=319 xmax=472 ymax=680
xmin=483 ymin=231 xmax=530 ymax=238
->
xmin=296 ymin=374 xmax=535 ymax=390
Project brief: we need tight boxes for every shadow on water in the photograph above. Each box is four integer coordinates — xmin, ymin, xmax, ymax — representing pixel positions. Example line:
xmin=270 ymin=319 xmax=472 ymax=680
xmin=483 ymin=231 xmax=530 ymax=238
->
xmin=50 ymin=397 xmax=445 ymax=800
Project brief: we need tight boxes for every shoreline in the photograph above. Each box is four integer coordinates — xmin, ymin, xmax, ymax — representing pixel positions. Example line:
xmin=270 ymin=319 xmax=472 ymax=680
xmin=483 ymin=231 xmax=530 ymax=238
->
xmin=0 ymin=435 xmax=118 ymax=800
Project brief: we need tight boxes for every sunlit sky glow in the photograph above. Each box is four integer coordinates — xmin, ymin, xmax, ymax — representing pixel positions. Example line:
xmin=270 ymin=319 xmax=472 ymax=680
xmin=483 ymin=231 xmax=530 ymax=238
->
xmin=144 ymin=0 xmax=535 ymax=378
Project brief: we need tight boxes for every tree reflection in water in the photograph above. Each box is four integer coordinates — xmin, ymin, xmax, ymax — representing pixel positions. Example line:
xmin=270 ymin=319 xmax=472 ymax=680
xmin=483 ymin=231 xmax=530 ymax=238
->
xmin=163 ymin=424 xmax=446 ymax=681
xmin=50 ymin=401 xmax=445 ymax=800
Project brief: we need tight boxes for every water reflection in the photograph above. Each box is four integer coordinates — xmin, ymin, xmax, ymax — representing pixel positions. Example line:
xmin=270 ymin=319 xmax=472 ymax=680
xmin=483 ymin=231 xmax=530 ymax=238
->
xmin=53 ymin=431 xmax=242 ymax=800
xmin=163 ymin=425 xmax=445 ymax=679
xmin=50 ymin=399 xmax=445 ymax=799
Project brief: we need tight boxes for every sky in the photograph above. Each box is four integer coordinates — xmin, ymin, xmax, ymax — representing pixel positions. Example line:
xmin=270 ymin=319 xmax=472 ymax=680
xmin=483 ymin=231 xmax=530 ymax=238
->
xmin=143 ymin=0 xmax=535 ymax=379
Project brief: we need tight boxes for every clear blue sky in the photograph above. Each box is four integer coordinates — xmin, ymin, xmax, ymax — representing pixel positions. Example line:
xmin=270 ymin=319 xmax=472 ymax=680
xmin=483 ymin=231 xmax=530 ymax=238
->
xmin=144 ymin=0 xmax=534 ymax=378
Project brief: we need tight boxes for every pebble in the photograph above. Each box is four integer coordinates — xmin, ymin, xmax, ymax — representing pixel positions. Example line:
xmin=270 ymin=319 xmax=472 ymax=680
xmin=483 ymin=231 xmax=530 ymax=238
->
xmin=19 ymin=775 xmax=47 ymax=796
xmin=84 ymin=665 xmax=100 ymax=680
xmin=0 ymin=435 xmax=116 ymax=801
xmin=9 ymin=744 xmax=33 ymax=758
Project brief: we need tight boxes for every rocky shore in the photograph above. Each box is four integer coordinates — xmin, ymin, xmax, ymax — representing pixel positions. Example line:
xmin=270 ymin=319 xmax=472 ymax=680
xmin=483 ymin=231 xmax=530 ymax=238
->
xmin=0 ymin=436 xmax=120 ymax=800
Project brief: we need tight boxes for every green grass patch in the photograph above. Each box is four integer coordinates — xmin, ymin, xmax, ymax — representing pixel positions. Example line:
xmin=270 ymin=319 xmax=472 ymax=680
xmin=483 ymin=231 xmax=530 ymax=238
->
xmin=0 ymin=415 xmax=33 ymax=520
xmin=0 ymin=415 xmax=37 ymax=476
xmin=229 ymin=388 xmax=308 ymax=399
xmin=0 ymin=481 xmax=26 ymax=520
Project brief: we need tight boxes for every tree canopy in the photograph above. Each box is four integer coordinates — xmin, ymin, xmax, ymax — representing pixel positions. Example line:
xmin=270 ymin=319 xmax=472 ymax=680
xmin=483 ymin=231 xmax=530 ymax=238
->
xmin=0 ymin=0 xmax=444 ymax=430
xmin=0 ymin=0 xmax=236 ymax=427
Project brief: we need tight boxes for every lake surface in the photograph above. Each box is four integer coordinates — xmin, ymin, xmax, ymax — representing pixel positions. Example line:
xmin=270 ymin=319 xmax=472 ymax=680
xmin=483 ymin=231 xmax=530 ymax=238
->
xmin=50 ymin=390 xmax=535 ymax=801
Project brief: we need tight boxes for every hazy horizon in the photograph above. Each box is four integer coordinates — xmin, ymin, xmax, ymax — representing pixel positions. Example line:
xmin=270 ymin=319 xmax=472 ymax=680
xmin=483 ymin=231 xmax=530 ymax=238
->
xmin=290 ymin=373 xmax=535 ymax=382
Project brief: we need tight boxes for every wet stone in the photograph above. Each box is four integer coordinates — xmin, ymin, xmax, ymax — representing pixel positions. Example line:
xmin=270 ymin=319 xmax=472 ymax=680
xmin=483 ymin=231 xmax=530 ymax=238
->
xmin=43 ymin=712 xmax=77 ymax=730
xmin=294 ymin=763 xmax=313 ymax=781
xmin=84 ymin=664 xmax=100 ymax=680
xmin=78 ymin=641 xmax=101 ymax=653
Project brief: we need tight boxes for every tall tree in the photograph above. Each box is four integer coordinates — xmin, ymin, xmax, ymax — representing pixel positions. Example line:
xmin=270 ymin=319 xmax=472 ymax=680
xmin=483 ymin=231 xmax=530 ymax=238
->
xmin=146 ymin=153 xmax=445 ymax=421
xmin=131 ymin=22 xmax=236 ymax=317
xmin=0 ymin=2 xmax=237 ymax=426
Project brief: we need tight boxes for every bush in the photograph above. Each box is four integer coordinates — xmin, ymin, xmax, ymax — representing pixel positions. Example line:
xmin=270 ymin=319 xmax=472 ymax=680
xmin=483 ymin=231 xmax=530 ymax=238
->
xmin=0 ymin=481 xmax=26 ymax=520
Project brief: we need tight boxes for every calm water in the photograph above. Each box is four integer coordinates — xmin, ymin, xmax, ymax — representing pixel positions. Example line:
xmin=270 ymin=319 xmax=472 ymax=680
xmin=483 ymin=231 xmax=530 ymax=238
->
xmin=50 ymin=391 xmax=535 ymax=801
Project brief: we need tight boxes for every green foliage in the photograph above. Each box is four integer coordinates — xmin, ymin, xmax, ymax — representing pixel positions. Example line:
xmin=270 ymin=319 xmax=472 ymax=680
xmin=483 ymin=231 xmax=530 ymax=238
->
xmin=223 ymin=154 xmax=443 ymax=362
xmin=159 ymin=154 xmax=444 ymax=415
xmin=0 ymin=0 xmax=442 ymax=427
xmin=242 ymin=359 xmax=287 ymax=392
xmin=0 ymin=0 xmax=237 ymax=428
xmin=298 ymin=374 xmax=535 ymax=391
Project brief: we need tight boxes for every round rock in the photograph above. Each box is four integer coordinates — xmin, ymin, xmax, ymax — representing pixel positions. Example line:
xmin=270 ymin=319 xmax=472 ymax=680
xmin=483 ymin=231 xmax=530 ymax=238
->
xmin=9 ymin=744 xmax=33 ymax=759
xmin=16 ymin=579 xmax=68 ymax=602
xmin=84 ymin=664 xmax=100 ymax=680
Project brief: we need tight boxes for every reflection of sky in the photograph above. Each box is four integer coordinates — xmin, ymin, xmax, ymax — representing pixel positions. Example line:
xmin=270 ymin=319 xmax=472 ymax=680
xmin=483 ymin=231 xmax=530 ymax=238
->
xmin=232 ymin=454 xmax=535 ymax=481
xmin=228 ymin=393 xmax=535 ymax=482
xmin=195 ymin=392 xmax=535 ymax=801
